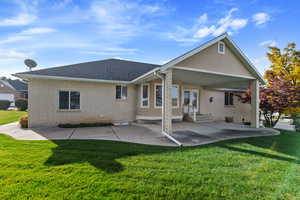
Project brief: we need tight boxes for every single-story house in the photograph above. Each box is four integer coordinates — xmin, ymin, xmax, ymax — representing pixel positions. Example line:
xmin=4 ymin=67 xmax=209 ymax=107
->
xmin=14 ymin=33 xmax=263 ymax=135
xmin=0 ymin=78 xmax=28 ymax=106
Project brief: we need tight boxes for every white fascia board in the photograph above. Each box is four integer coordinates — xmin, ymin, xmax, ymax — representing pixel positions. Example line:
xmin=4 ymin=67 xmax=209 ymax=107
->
xmin=173 ymin=66 xmax=256 ymax=80
xmin=160 ymin=33 xmax=228 ymax=72
xmin=13 ymin=74 xmax=131 ymax=84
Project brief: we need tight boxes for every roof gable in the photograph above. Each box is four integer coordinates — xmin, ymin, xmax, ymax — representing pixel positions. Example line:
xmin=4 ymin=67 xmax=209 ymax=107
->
xmin=161 ymin=33 xmax=265 ymax=84
xmin=175 ymin=40 xmax=254 ymax=77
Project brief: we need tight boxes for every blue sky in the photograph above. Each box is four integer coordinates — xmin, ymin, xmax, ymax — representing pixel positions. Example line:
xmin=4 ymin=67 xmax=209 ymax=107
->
xmin=0 ymin=0 xmax=299 ymax=78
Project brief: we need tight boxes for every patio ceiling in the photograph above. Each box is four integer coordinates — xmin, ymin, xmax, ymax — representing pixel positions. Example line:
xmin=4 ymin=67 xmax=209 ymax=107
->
xmin=172 ymin=67 xmax=254 ymax=88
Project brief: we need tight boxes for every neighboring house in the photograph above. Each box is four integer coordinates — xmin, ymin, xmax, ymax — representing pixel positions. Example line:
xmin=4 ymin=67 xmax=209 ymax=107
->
xmin=0 ymin=78 xmax=28 ymax=106
xmin=14 ymin=33 xmax=264 ymax=133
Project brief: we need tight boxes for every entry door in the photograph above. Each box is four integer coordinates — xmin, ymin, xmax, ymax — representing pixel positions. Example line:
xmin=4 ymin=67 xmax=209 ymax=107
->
xmin=183 ymin=89 xmax=199 ymax=114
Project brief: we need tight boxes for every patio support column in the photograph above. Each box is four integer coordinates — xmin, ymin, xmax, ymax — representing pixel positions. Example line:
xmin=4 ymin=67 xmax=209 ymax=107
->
xmin=162 ymin=69 xmax=173 ymax=134
xmin=250 ymin=79 xmax=260 ymax=128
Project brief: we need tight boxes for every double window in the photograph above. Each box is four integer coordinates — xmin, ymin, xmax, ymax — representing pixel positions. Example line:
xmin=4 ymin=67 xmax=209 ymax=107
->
xmin=116 ymin=85 xmax=127 ymax=100
xmin=225 ymin=92 xmax=234 ymax=106
xmin=59 ymin=91 xmax=80 ymax=110
xmin=154 ymin=84 xmax=179 ymax=108
xmin=141 ymin=84 xmax=149 ymax=108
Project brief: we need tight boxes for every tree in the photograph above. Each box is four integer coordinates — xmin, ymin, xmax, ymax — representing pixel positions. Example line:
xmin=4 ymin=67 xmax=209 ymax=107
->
xmin=260 ymin=72 xmax=300 ymax=127
xmin=237 ymin=43 xmax=300 ymax=127
xmin=266 ymin=43 xmax=300 ymax=87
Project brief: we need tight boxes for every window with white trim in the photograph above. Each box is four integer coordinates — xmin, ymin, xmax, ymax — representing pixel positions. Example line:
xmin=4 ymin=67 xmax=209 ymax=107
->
xmin=225 ymin=92 xmax=234 ymax=106
xmin=141 ymin=84 xmax=149 ymax=108
xmin=116 ymin=85 xmax=127 ymax=100
xmin=172 ymin=85 xmax=179 ymax=107
xmin=155 ymin=84 xmax=162 ymax=108
xmin=59 ymin=91 xmax=80 ymax=110
xmin=218 ymin=41 xmax=225 ymax=54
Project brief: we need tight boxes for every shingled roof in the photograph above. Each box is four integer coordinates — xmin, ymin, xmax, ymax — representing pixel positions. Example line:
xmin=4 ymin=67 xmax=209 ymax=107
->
xmin=16 ymin=59 xmax=160 ymax=82
xmin=7 ymin=79 xmax=28 ymax=91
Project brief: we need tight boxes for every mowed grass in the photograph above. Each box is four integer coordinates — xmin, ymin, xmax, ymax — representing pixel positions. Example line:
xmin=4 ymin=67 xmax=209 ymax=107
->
xmin=0 ymin=131 xmax=300 ymax=200
xmin=0 ymin=110 xmax=27 ymax=125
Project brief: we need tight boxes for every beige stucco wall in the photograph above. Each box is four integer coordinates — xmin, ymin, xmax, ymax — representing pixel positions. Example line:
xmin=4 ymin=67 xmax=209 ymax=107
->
xmin=28 ymin=79 xmax=137 ymax=127
xmin=175 ymin=40 xmax=254 ymax=78
xmin=199 ymin=89 xmax=251 ymax=122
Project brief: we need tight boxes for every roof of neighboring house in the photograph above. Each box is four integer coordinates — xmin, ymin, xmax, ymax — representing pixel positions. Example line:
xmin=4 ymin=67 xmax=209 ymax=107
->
xmin=15 ymin=59 xmax=160 ymax=82
xmin=0 ymin=79 xmax=27 ymax=91
xmin=6 ymin=79 xmax=28 ymax=91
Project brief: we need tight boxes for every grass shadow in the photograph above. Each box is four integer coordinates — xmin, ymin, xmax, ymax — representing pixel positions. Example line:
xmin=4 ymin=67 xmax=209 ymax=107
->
xmin=44 ymin=131 xmax=300 ymax=173
xmin=218 ymin=130 xmax=300 ymax=163
xmin=44 ymin=140 xmax=180 ymax=173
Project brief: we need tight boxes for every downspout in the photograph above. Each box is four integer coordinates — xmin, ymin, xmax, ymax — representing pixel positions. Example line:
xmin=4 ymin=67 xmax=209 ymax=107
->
xmin=154 ymin=71 xmax=182 ymax=147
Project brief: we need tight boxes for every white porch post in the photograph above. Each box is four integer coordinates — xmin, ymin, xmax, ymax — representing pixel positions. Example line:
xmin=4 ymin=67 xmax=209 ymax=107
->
xmin=250 ymin=79 xmax=260 ymax=128
xmin=162 ymin=69 xmax=173 ymax=134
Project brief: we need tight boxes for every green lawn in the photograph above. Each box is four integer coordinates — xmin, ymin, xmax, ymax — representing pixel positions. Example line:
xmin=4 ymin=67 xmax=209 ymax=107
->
xmin=0 ymin=110 xmax=27 ymax=125
xmin=0 ymin=131 xmax=299 ymax=200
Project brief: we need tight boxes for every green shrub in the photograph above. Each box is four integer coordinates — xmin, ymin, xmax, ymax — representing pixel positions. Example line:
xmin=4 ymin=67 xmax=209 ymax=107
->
xmin=0 ymin=100 xmax=11 ymax=110
xmin=19 ymin=115 xmax=28 ymax=128
xmin=15 ymin=99 xmax=28 ymax=111
xmin=58 ymin=122 xmax=113 ymax=128
xmin=291 ymin=114 xmax=300 ymax=131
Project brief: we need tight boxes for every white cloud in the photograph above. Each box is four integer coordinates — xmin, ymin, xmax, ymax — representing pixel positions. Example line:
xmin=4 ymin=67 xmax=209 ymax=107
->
xmin=20 ymin=27 xmax=56 ymax=35
xmin=89 ymin=0 xmax=166 ymax=43
xmin=0 ymin=27 xmax=56 ymax=44
xmin=194 ymin=26 xmax=216 ymax=38
xmin=259 ymin=40 xmax=277 ymax=47
xmin=53 ymin=0 xmax=73 ymax=8
xmin=0 ymin=13 xmax=36 ymax=26
xmin=252 ymin=12 xmax=270 ymax=25
xmin=0 ymin=49 xmax=28 ymax=58
xmin=84 ymin=47 xmax=138 ymax=55
xmin=213 ymin=8 xmax=247 ymax=36
xmin=197 ymin=13 xmax=208 ymax=24
xmin=168 ymin=8 xmax=248 ymax=44
xmin=0 ymin=35 xmax=32 ymax=44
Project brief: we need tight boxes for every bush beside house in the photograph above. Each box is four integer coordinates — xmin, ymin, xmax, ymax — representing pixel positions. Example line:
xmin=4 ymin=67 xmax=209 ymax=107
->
xmin=15 ymin=99 xmax=28 ymax=111
xmin=0 ymin=100 xmax=11 ymax=110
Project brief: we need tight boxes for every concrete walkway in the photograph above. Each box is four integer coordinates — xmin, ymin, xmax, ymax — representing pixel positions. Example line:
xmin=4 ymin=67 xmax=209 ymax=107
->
xmin=0 ymin=122 xmax=176 ymax=146
xmin=0 ymin=122 xmax=280 ymax=147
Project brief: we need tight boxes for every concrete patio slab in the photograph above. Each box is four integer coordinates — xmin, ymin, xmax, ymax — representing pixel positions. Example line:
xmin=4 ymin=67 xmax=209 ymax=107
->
xmin=0 ymin=121 xmax=280 ymax=147
xmin=71 ymin=126 xmax=118 ymax=140
xmin=112 ymin=125 xmax=174 ymax=146
xmin=170 ymin=121 xmax=280 ymax=146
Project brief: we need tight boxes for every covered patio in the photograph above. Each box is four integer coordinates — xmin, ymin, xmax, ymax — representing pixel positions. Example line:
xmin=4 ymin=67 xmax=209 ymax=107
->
xmin=150 ymin=67 xmax=260 ymax=144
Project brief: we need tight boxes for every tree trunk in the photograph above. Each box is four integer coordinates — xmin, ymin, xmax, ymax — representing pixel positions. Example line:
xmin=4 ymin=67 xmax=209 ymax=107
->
xmin=272 ymin=113 xmax=282 ymax=127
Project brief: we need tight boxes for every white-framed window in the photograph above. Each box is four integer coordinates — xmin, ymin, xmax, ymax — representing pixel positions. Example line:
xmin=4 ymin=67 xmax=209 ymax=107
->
xmin=59 ymin=90 xmax=80 ymax=110
xmin=172 ymin=85 xmax=179 ymax=108
xmin=225 ymin=92 xmax=234 ymax=106
xmin=154 ymin=83 xmax=162 ymax=108
xmin=141 ymin=84 xmax=149 ymax=108
xmin=218 ymin=41 xmax=225 ymax=54
xmin=116 ymin=85 xmax=127 ymax=100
